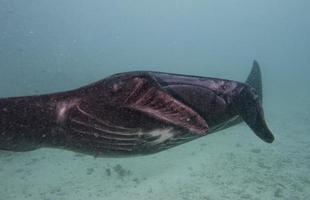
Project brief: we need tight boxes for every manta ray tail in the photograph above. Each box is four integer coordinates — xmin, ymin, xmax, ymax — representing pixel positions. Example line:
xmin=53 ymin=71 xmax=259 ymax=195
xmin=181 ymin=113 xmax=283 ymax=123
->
xmin=234 ymin=60 xmax=275 ymax=143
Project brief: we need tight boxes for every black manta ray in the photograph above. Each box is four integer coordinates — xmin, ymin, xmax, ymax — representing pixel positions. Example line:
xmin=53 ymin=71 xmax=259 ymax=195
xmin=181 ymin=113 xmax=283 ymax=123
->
xmin=0 ymin=61 xmax=274 ymax=156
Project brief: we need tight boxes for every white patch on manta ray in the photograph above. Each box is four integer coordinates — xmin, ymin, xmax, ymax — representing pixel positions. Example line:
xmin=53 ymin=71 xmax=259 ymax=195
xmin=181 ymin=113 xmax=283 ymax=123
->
xmin=56 ymin=98 xmax=80 ymax=123
xmin=145 ymin=129 xmax=174 ymax=145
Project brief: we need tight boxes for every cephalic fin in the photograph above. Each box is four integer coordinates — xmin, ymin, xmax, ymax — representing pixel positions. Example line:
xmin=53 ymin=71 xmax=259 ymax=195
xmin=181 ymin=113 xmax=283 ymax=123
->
xmin=235 ymin=85 xmax=274 ymax=143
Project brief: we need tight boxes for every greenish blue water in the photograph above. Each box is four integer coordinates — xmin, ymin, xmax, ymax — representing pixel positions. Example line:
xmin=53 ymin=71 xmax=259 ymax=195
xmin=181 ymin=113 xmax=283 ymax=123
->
xmin=0 ymin=1 xmax=309 ymax=199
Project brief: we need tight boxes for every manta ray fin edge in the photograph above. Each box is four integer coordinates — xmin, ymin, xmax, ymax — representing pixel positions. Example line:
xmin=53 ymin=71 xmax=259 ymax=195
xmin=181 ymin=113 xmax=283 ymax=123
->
xmin=246 ymin=60 xmax=263 ymax=103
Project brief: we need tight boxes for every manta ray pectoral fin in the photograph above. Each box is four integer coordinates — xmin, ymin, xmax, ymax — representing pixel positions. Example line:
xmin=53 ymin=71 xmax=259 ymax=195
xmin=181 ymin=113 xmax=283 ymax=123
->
xmin=123 ymin=74 xmax=209 ymax=135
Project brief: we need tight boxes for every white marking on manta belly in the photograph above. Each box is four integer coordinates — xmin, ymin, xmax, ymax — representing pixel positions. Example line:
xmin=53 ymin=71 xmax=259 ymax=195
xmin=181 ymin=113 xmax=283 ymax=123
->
xmin=56 ymin=98 xmax=80 ymax=123
xmin=145 ymin=129 xmax=175 ymax=145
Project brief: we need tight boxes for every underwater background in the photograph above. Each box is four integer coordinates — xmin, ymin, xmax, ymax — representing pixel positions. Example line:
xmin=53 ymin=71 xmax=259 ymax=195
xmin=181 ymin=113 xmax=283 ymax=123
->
xmin=0 ymin=0 xmax=309 ymax=199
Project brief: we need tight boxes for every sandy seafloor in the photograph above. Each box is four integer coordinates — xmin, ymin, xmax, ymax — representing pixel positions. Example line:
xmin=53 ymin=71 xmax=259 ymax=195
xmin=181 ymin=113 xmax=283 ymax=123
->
xmin=0 ymin=70 xmax=309 ymax=200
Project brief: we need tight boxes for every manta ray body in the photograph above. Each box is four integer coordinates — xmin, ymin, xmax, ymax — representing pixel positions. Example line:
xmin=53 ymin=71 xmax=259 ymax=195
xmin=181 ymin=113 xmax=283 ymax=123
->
xmin=0 ymin=61 xmax=274 ymax=156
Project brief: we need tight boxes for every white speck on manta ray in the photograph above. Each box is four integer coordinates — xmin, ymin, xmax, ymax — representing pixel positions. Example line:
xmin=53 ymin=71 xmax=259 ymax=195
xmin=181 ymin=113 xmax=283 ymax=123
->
xmin=144 ymin=129 xmax=175 ymax=145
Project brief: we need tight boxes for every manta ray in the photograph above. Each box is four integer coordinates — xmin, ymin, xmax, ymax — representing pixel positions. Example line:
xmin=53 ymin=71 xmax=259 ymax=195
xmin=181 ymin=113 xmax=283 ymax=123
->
xmin=0 ymin=61 xmax=274 ymax=156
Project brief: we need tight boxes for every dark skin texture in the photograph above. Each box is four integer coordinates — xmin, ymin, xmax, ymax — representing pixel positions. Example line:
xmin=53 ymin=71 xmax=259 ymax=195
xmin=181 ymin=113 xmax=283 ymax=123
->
xmin=0 ymin=70 xmax=274 ymax=157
